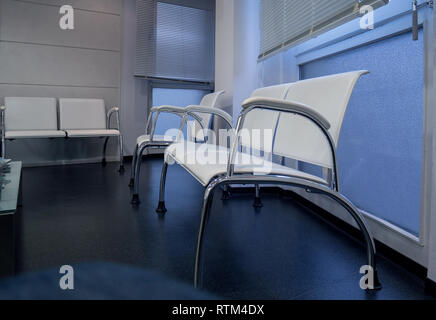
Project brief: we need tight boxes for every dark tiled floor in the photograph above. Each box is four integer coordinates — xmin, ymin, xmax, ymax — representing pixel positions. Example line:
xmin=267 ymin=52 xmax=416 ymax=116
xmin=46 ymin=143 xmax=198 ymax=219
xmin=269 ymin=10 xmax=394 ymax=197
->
xmin=14 ymin=159 xmax=435 ymax=299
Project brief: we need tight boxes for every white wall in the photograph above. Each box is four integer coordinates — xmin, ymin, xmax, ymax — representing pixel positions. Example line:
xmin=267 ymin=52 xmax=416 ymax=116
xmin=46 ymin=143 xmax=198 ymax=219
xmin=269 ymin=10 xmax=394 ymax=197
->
xmin=215 ymin=0 xmax=260 ymax=123
xmin=215 ymin=0 xmax=234 ymax=117
xmin=0 ymin=0 xmax=122 ymax=165
xmin=120 ymin=0 xmax=149 ymax=156
xmin=232 ymin=0 xmax=260 ymax=121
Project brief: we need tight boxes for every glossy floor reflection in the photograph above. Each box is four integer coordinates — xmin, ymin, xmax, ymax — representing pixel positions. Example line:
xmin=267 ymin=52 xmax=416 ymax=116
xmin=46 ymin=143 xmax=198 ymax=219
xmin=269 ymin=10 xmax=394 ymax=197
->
xmin=15 ymin=158 xmax=435 ymax=300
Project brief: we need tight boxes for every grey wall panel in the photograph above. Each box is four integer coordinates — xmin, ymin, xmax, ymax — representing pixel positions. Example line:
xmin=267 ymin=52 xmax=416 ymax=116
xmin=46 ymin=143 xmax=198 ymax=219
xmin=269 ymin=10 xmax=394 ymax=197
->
xmin=0 ymin=42 xmax=120 ymax=88
xmin=23 ymin=0 xmax=122 ymax=15
xmin=0 ymin=0 xmax=121 ymax=51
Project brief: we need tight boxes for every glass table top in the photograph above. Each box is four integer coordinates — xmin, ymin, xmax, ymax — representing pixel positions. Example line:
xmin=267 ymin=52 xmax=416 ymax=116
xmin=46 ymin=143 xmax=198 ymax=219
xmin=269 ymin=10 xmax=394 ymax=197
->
xmin=0 ymin=162 xmax=22 ymax=216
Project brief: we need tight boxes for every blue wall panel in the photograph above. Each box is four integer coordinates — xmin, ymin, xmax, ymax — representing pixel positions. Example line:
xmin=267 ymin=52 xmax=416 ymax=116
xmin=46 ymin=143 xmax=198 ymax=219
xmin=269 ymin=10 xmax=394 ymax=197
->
xmin=301 ymin=30 xmax=423 ymax=235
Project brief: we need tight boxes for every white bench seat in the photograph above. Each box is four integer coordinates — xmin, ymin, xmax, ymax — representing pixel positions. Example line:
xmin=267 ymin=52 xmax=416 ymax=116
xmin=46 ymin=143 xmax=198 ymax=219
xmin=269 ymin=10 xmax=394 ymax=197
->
xmin=65 ymin=129 xmax=120 ymax=138
xmin=5 ymin=130 xmax=66 ymax=139
xmin=166 ymin=141 xmax=327 ymax=187
xmin=136 ymin=135 xmax=176 ymax=146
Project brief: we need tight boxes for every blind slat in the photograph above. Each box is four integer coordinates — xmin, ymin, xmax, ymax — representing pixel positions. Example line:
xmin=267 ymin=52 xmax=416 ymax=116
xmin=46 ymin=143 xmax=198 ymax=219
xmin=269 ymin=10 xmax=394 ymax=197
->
xmin=260 ymin=0 xmax=389 ymax=59
xmin=135 ymin=0 xmax=214 ymax=82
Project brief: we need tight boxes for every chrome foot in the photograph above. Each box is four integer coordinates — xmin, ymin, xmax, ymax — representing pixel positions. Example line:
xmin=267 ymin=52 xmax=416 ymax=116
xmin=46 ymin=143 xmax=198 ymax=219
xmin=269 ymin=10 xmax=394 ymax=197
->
xmin=221 ymin=190 xmax=231 ymax=200
xmin=128 ymin=178 xmax=134 ymax=188
xmin=253 ymin=197 xmax=263 ymax=208
xmin=131 ymin=194 xmax=140 ymax=205
xmin=156 ymin=201 xmax=167 ymax=214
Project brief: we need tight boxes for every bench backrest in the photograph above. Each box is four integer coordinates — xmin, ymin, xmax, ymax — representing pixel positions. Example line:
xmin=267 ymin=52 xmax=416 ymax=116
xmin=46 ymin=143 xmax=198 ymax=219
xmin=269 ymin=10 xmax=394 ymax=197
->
xmin=59 ymin=99 xmax=106 ymax=130
xmin=189 ymin=91 xmax=225 ymax=141
xmin=273 ymin=71 xmax=368 ymax=168
xmin=4 ymin=97 xmax=58 ymax=131
xmin=240 ymin=83 xmax=293 ymax=152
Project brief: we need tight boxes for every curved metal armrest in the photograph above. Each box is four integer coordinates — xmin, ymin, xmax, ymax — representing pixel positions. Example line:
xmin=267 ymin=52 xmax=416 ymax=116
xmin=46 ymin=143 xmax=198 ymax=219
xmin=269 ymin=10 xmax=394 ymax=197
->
xmin=1 ymin=106 xmax=6 ymax=132
xmin=107 ymin=107 xmax=120 ymax=130
xmin=242 ymin=97 xmax=331 ymax=130
xmin=1 ymin=106 xmax=5 ymax=157
xmin=185 ymin=105 xmax=233 ymax=129
xmin=150 ymin=105 xmax=186 ymax=115
xmin=146 ymin=105 xmax=190 ymax=140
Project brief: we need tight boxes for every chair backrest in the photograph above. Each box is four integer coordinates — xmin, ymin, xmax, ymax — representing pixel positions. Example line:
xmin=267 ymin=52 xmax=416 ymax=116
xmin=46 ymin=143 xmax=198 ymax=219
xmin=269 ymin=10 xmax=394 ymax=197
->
xmin=240 ymin=83 xmax=293 ymax=152
xmin=189 ymin=91 xmax=225 ymax=141
xmin=59 ymin=99 xmax=106 ymax=130
xmin=4 ymin=97 xmax=58 ymax=131
xmin=273 ymin=71 xmax=367 ymax=168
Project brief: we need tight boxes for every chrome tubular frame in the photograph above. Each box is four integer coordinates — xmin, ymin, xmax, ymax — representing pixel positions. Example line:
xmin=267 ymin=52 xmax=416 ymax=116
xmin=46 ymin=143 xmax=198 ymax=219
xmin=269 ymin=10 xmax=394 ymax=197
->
xmin=193 ymin=104 xmax=381 ymax=290
xmin=131 ymin=108 xmax=205 ymax=204
xmin=194 ymin=174 xmax=381 ymax=290
xmin=105 ymin=107 xmax=124 ymax=172
xmin=0 ymin=106 xmax=6 ymax=158
xmin=226 ymin=104 xmax=340 ymax=192
xmin=156 ymin=110 xmax=234 ymax=212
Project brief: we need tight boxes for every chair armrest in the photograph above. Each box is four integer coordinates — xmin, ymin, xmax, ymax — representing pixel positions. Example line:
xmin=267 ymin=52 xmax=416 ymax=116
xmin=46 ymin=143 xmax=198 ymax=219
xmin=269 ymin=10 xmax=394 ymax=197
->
xmin=1 ymin=106 xmax=5 ymax=157
xmin=146 ymin=105 xmax=189 ymax=140
xmin=107 ymin=107 xmax=120 ymax=130
xmin=242 ymin=97 xmax=331 ymax=130
xmin=185 ymin=105 xmax=233 ymax=129
xmin=1 ymin=106 xmax=6 ymax=132
xmin=150 ymin=105 xmax=186 ymax=115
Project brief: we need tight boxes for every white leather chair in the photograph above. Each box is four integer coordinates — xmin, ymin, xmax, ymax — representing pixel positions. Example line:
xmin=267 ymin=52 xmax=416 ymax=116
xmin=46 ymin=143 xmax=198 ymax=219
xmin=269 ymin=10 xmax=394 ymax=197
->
xmin=59 ymin=98 xmax=124 ymax=171
xmin=130 ymin=91 xmax=227 ymax=205
xmin=1 ymin=97 xmax=66 ymax=157
xmin=160 ymin=71 xmax=381 ymax=290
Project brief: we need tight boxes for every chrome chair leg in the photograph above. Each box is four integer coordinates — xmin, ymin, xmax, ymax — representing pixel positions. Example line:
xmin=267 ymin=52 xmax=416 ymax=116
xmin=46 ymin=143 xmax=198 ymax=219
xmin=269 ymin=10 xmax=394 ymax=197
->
xmin=221 ymin=185 xmax=231 ymax=200
xmin=156 ymin=162 xmax=169 ymax=214
xmin=131 ymin=143 xmax=147 ymax=205
xmin=253 ymin=184 xmax=263 ymax=208
xmin=194 ymin=175 xmax=381 ymax=291
xmin=194 ymin=187 xmax=215 ymax=289
xmin=102 ymin=137 xmax=110 ymax=166
xmin=129 ymin=144 xmax=139 ymax=188
xmin=118 ymin=134 xmax=125 ymax=173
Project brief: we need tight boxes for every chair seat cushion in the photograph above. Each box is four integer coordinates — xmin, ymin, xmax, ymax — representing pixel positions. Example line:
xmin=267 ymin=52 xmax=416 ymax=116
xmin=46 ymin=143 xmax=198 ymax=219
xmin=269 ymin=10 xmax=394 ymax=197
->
xmin=166 ymin=141 xmax=328 ymax=187
xmin=5 ymin=130 xmax=66 ymax=139
xmin=65 ymin=129 xmax=120 ymax=138
xmin=136 ymin=135 xmax=177 ymax=146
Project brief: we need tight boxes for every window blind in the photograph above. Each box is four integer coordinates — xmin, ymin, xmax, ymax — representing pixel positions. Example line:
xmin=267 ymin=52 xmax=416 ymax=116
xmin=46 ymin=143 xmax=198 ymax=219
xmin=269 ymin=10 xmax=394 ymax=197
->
xmin=135 ymin=0 xmax=215 ymax=82
xmin=259 ymin=0 xmax=389 ymax=60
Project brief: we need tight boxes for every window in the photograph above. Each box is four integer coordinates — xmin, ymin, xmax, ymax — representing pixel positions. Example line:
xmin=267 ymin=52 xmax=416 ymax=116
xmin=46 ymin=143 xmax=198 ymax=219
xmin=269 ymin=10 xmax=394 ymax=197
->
xmin=259 ymin=0 xmax=388 ymax=59
xmin=135 ymin=0 xmax=215 ymax=82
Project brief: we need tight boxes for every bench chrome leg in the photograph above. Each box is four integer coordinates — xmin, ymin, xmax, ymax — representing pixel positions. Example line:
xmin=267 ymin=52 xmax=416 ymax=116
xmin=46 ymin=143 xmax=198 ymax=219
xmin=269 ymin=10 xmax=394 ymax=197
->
xmin=1 ymin=138 xmax=5 ymax=159
xmin=102 ymin=137 xmax=110 ymax=167
xmin=131 ymin=143 xmax=147 ymax=205
xmin=156 ymin=161 xmax=168 ymax=214
xmin=194 ymin=175 xmax=381 ymax=291
xmin=194 ymin=186 xmax=215 ymax=289
xmin=253 ymin=184 xmax=263 ymax=208
xmin=118 ymin=134 xmax=125 ymax=173
xmin=129 ymin=144 xmax=139 ymax=188
xmin=221 ymin=185 xmax=231 ymax=200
